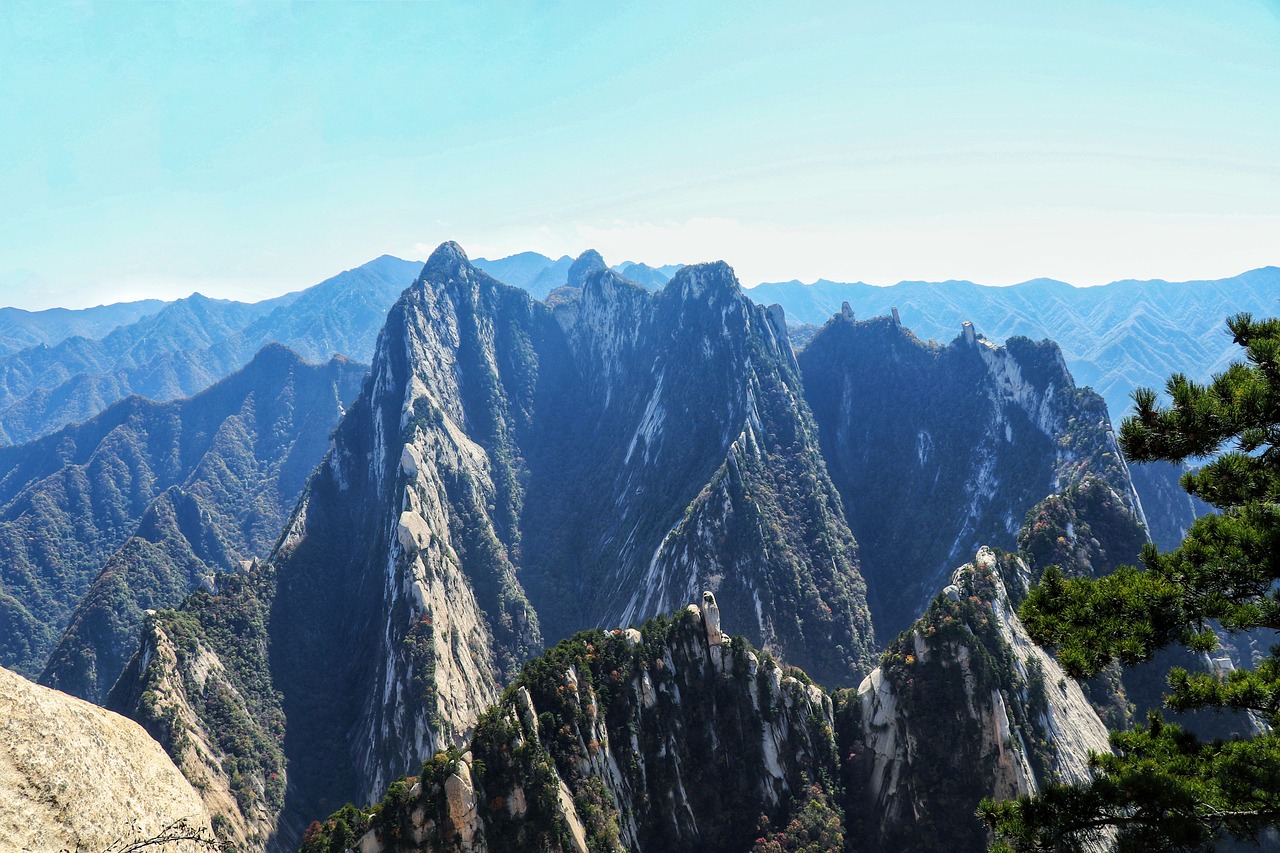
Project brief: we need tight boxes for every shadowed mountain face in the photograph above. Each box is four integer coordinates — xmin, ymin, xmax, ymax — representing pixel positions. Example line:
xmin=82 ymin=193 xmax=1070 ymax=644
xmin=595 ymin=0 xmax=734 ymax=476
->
xmin=0 ymin=344 xmax=365 ymax=683
xmin=0 ymin=255 xmax=419 ymax=446
xmin=797 ymin=312 xmax=1142 ymax=638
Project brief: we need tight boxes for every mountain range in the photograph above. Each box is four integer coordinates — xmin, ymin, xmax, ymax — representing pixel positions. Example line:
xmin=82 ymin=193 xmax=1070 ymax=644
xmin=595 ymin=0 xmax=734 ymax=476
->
xmin=0 ymin=298 xmax=168 ymax=357
xmin=0 ymin=255 xmax=419 ymax=445
xmin=751 ymin=268 xmax=1280 ymax=430
xmin=0 ymin=244 xmax=1268 ymax=851
xmin=0 ymin=345 xmax=365 ymax=692
xmin=78 ymin=244 xmax=1166 ymax=850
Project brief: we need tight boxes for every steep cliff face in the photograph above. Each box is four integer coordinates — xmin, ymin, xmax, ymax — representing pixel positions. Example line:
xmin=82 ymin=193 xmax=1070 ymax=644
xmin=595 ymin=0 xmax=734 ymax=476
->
xmin=527 ymin=262 xmax=873 ymax=686
xmin=1126 ymin=459 xmax=1212 ymax=552
xmin=799 ymin=312 xmax=1144 ymax=638
xmin=851 ymin=547 xmax=1111 ymax=851
xmin=272 ymin=243 xmax=872 ymax=808
xmin=1017 ymin=470 xmax=1254 ymax=742
xmin=108 ymin=572 xmax=283 ymax=849
xmin=261 ymin=243 xmax=549 ymax=841
xmin=1018 ymin=475 xmax=1149 ymax=584
xmin=0 ymin=664 xmax=215 ymax=851
xmin=301 ymin=595 xmax=840 ymax=853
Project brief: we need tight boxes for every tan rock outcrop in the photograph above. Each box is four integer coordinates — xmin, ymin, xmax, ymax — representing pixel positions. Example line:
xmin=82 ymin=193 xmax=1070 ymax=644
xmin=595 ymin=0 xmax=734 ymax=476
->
xmin=0 ymin=665 xmax=213 ymax=851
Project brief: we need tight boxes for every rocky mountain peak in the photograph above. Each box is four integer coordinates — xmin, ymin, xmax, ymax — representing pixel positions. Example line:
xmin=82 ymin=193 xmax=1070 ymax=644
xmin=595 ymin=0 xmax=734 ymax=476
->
xmin=853 ymin=546 xmax=1111 ymax=851
xmin=421 ymin=240 xmax=472 ymax=281
xmin=244 ymin=339 xmax=304 ymax=370
xmin=567 ymin=248 xmax=607 ymax=287
xmin=301 ymin=598 xmax=840 ymax=853
xmin=667 ymin=260 xmax=740 ymax=302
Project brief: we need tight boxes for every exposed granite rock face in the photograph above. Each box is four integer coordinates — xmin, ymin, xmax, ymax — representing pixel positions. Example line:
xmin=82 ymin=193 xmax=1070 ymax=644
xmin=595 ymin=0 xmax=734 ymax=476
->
xmin=850 ymin=547 xmax=1111 ymax=852
xmin=1124 ymin=458 xmax=1212 ymax=552
xmin=303 ymin=598 xmax=839 ymax=853
xmin=108 ymin=581 xmax=283 ymax=850
xmin=566 ymin=249 xmax=607 ymax=288
xmin=246 ymin=242 xmax=547 ymax=845
xmin=0 ymin=664 xmax=214 ymax=851
xmin=532 ymin=261 xmax=874 ymax=687
xmin=102 ymin=244 xmax=1163 ymax=853
xmin=114 ymin=244 xmax=851 ymax=851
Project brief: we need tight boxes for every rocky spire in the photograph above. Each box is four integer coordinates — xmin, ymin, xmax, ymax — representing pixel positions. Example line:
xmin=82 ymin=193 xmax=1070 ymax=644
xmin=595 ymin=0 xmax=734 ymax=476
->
xmin=421 ymin=240 xmax=472 ymax=281
xmin=567 ymin=249 xmax=607 ymax=288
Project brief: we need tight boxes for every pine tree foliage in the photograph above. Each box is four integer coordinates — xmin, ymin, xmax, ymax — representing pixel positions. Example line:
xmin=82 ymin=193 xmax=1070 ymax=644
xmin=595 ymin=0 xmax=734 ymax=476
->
xmin=982 ymin=314 xmax=1280 ymax=851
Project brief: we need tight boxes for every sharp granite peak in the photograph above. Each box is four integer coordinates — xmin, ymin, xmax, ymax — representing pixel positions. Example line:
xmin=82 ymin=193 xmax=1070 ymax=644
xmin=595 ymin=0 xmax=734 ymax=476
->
xmin=419 ymin=239 xmax=473 ymax=280
xmin=566 ymin=248 xmax=608 ymax=288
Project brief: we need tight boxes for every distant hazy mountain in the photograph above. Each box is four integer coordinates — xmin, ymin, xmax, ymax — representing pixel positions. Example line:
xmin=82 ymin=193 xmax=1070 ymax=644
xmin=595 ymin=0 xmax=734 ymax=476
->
xmin=473 ymin=251 xmax=574 ymax=299
xmin=0 ymin=300 xmax=169 ymax=358
xmin=0 ymin=344 xmax=365 ymax=681
xmin=0 ymin=293 xmax=286 ymax=412
xmin=473 ymin=251 xmax=684 ymax=296
xmin=750 ymin=267 xmax=1280 ymax=427
xmin=0 ymin=255 xmax=419 ymax=445
xmin=613 ymin=260 xmax=683 ymax=288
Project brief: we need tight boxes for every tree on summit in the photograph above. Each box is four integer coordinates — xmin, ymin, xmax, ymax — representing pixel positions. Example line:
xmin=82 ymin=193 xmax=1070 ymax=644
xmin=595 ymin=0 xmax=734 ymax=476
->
xmin=982 ymin=313 xmax=1280 ymax=851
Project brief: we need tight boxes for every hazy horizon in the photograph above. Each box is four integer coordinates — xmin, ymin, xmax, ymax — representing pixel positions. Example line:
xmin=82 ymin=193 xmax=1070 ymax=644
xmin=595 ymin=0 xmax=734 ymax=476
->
xmin=4 ymin=246 xmax=1278 ymax=314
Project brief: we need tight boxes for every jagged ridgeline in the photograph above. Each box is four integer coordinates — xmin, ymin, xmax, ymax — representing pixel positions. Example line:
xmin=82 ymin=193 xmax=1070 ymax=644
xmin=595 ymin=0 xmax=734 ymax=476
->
xmin=851 ymin=547 xmax=1111 ymax=852
xmin=304 ymin=558 xmax=1115 ymax=853
xmin=300 ymin=596 xmax=841 ymax=853
xmin=798 ymin=307 xmax=1145 ymax=638
xmin=112 ymin=243 xmax=875 ymax=849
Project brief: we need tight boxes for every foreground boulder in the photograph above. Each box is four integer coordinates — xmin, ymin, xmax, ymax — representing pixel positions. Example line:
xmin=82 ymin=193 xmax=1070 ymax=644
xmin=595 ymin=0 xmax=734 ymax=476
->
xmin=0 ymin=665 xmax=214 ymax=851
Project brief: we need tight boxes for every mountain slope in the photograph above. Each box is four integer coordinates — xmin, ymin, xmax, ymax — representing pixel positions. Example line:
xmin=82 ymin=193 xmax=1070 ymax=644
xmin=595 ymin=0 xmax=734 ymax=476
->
xmin=0 ymin=298 xmax=168 ymax=357
xmin=526 ymin=264 xmax=873 ymax=686
xmin=308 ymin=553 xmax=1116 ymax=853
xmin=301 ymin=596 xmax=841 ymax=853
xmin=473 ymin=252 xmax=576 ymax=299
xmin=109 ymin=243 xmax=875 ymax=851
xmin=0 ymin=292 xmax=282 ymax=442
xmin=798 ymin=311 xmax=1141 ymax=638
xmin=0 ymin=344 xmax=364 ymax=680
xmin=849 ymin=547 xmax=1112 ymax=851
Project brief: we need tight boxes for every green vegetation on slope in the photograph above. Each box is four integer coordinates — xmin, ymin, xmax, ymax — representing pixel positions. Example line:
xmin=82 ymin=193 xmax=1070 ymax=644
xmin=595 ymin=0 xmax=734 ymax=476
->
xmin=301 ymin=606 xmax=842 ymax=853
xmin=986 ymin=313 xmax=1280 ymax=851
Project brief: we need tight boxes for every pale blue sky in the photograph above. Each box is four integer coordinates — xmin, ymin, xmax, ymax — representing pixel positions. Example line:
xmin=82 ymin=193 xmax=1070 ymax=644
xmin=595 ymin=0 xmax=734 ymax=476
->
xmin=2 ymin=1 xmax=1279 ymax=308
